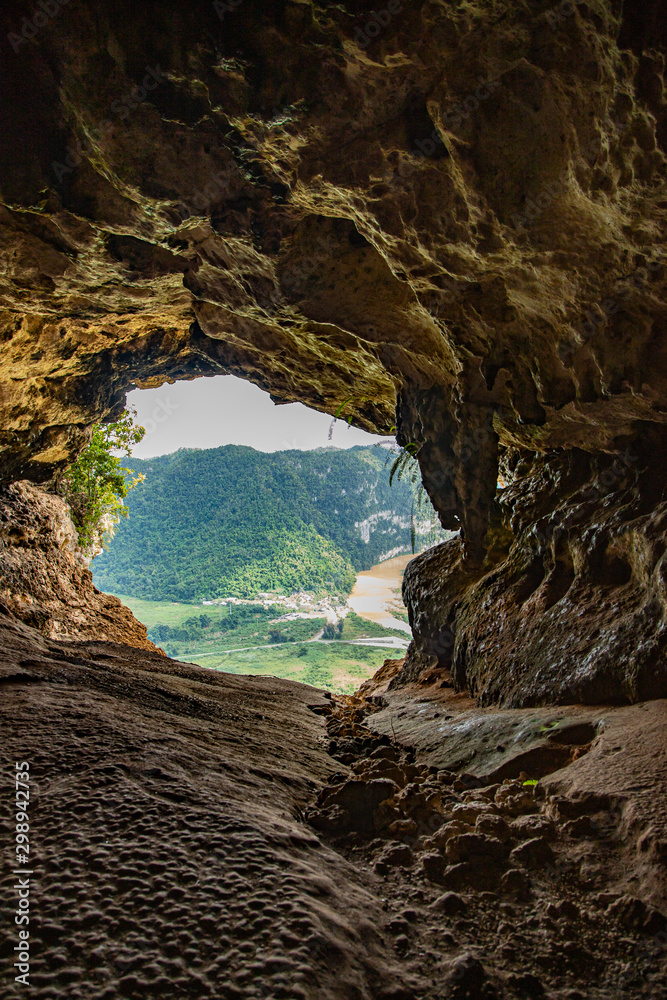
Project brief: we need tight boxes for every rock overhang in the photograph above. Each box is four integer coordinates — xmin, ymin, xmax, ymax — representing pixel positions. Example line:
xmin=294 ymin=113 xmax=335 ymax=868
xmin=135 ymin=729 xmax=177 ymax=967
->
xmin=0 ymin=0 xmax=665 ymax=703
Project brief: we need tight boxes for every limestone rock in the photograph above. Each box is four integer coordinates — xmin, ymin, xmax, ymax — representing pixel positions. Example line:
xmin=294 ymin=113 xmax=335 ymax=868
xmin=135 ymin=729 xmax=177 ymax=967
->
xmin=446 ymin=953 xmax=488 ymax=995
xmin=377 ymin=842 xmax=414 ymax=869
xmin=423 ymin=818 xmax=472 ymax=853
xmin=476 ymin=813 xmax=513 ymax=844
xmin=510 ymin=815 xmax=557 ymax=841
xmin=0 ymin=481 xmax=159 ymax=651
xmin=445 ymin=832 xmax=509 ymax=865
xmin=441 ymin=858 xmax=506 ymax=893
xmin=500 ymin=868 xmax=532 ymax=900
xmin=317 ymin=777 xmax=399 ymax=833
xmin=0 ymin=1 xmax=665 ymax=707
xmin=430 ymin=891 xmax=468 ymax=916
xmin=395 ymin=443 xmax=667 ymax=705
xmin=420 ymin=852 xmax=447 ymax=884
xmin=607 ymin=893 xmax=667 ymax=934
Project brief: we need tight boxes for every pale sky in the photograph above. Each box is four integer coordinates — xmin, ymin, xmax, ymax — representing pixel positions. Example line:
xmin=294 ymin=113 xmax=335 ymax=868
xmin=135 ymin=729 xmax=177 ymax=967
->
xmin=126 ymin=375 xmax=391 ymax=458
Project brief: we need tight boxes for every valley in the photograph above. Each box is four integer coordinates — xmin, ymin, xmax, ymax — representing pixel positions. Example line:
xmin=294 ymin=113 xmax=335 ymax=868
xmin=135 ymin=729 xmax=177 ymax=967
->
xmin=96 ymin=446 xmax=431 ymax=692
xmin=115 ymin=556 xmax=413 ymax=694
xmin=92 ymin=444 xmax=447 ymax=603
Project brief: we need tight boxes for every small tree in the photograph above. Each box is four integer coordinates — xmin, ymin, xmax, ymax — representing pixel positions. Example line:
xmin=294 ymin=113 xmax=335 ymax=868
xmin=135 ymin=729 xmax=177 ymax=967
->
xmin=57 ymin=408 xmax=145 ymax=558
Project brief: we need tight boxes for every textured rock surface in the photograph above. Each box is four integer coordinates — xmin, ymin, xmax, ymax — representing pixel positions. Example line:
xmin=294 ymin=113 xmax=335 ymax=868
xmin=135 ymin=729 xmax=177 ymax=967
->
xmin=0 ymin=481 xmax=159 ymax=650
xmin=396 ymin=434 xmax=667 ymax=704
xmin=4 ymin=621 xmax=664 ymax=999
xmin=0 ymin=0 xmax=665 ymax=701
xmin=308 ymin=686 xmax=667 ymax=996
xmin=361 ymin=675 xmax=667 ymax=912
xmin=0 ymin=615 xmax=416 ymax=1000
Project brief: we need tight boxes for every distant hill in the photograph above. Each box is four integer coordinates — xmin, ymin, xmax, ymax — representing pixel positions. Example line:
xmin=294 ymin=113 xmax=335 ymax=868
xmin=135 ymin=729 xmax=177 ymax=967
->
xmin=92 ymin=444 xmax=445 ymax=602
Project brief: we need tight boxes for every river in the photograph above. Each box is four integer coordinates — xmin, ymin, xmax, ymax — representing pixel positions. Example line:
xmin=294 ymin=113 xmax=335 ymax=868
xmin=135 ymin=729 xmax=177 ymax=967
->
xmin=347 ymin=554 xmax=414 ymax=634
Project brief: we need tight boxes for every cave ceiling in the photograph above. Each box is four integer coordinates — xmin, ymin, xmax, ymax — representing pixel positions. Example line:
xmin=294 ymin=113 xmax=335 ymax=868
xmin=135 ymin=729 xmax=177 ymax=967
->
xmin=0 ymin=0 xmax=665 ymax=553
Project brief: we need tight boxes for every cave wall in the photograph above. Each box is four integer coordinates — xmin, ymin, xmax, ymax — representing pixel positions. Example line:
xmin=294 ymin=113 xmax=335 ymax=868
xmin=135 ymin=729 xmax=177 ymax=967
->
xmin=0 ymin=480 xmax=160 ymax=648
xmin=0 ymin=0 xmax=665 ymax=702
xmin=396 ymin=431 xmax=667 ymax=705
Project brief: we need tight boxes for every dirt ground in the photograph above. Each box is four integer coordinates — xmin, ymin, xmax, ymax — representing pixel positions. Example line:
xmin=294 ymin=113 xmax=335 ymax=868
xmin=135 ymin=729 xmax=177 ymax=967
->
xmin=1 ymin=614 xmax=665 ymax=999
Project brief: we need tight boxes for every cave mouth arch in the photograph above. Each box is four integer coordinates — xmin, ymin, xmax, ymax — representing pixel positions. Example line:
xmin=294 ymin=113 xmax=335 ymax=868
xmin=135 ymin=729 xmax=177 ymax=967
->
xmin=82 ymin=372 xmax=451 ymax=691
xmin=0 ymin=0 xmax=664 ymax=710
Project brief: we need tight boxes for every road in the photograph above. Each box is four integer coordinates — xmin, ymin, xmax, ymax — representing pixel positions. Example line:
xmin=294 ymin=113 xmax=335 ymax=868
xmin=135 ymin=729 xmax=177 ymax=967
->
xmin=180 ymin=636 xmax=410 ymax=658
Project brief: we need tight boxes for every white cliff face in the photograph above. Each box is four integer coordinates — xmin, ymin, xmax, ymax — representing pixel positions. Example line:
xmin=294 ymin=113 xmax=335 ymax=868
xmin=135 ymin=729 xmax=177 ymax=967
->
xmin=355 ymin=510 xmax=450 ymax=553
xmin=376 ymin=544 xmax=411 ymax=562
xmin=355 ymin=510 xmax=402 ymax=544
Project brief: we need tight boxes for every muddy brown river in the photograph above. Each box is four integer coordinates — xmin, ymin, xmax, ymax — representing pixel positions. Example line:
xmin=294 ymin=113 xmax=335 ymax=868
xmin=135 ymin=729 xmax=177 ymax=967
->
xmin=347 ymin=554 xmax=414 ymax=634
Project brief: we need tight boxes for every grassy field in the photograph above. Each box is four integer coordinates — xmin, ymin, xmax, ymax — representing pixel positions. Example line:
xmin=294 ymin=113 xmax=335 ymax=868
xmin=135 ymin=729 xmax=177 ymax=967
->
xmin=113 ymin=595 xmax=404 ymax=693
xmin=339 ymin=612 xmax=407 ymax=641
xmin=113 ymin=595 xmax=207 ymax=628
xmin=185 ymin=642 xmax=392 ymax=696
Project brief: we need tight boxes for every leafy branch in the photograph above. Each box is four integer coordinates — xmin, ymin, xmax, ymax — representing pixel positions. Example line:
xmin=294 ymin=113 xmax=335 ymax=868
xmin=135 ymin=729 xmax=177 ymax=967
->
xmin=328 ymin=396 xmax=374 ymax=439
xmin=57 ymin=408 xmax=146 ymax=558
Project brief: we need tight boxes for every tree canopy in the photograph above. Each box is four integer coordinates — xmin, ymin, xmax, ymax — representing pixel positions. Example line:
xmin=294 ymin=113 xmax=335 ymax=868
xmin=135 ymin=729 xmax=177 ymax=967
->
xmin=92 ymin=443 xmax=446 ymax=602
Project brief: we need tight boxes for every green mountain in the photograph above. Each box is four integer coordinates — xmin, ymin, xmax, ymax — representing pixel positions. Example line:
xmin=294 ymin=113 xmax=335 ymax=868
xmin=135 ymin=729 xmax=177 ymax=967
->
xmin=92 ymin=444 xmax=444 ymax=602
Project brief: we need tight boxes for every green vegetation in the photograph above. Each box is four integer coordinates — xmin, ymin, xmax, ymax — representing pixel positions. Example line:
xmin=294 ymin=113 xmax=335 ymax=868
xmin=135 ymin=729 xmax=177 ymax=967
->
xmin=117 ymin=597 xmax=407 ymax=662
xmin=57 ymin=410 xmax=145 ymax=556
xmin=88 ymin=439 xmax=421 ymax=693
xmin=93 ymin=444 xmax=446 ymax=602
xmin=387 ymin=443 xmax=433 ymax=552
xmin=137 ymin=602 xmax=327 ymax=657
xmin=188 ymin=641 xmax=392 ymax=696
xmin=112 ymin=595 xmax=205 ymax=629
xmin=339 ymin=610 xmax=407 ymax=641
xmin=322 ymin=620 xmax=344 ymax=640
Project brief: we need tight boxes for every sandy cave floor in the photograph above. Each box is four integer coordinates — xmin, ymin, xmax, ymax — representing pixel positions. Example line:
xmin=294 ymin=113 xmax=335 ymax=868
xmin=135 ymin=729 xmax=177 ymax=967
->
xmin=0 ymin=614 xmax=666 ymax=1000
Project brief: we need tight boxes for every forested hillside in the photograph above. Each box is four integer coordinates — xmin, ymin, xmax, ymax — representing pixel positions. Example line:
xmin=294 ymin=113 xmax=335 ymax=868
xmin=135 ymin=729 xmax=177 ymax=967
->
xmin=93 ymin=445 xmax=444 ymax=602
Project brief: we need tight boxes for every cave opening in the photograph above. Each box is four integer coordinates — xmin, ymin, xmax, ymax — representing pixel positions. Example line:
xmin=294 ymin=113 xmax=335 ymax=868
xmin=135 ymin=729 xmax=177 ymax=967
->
xmin=83 ymin=372 xmax=452 ymax=696
xmin=1 ymin=2 xmax=666 ymax=997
